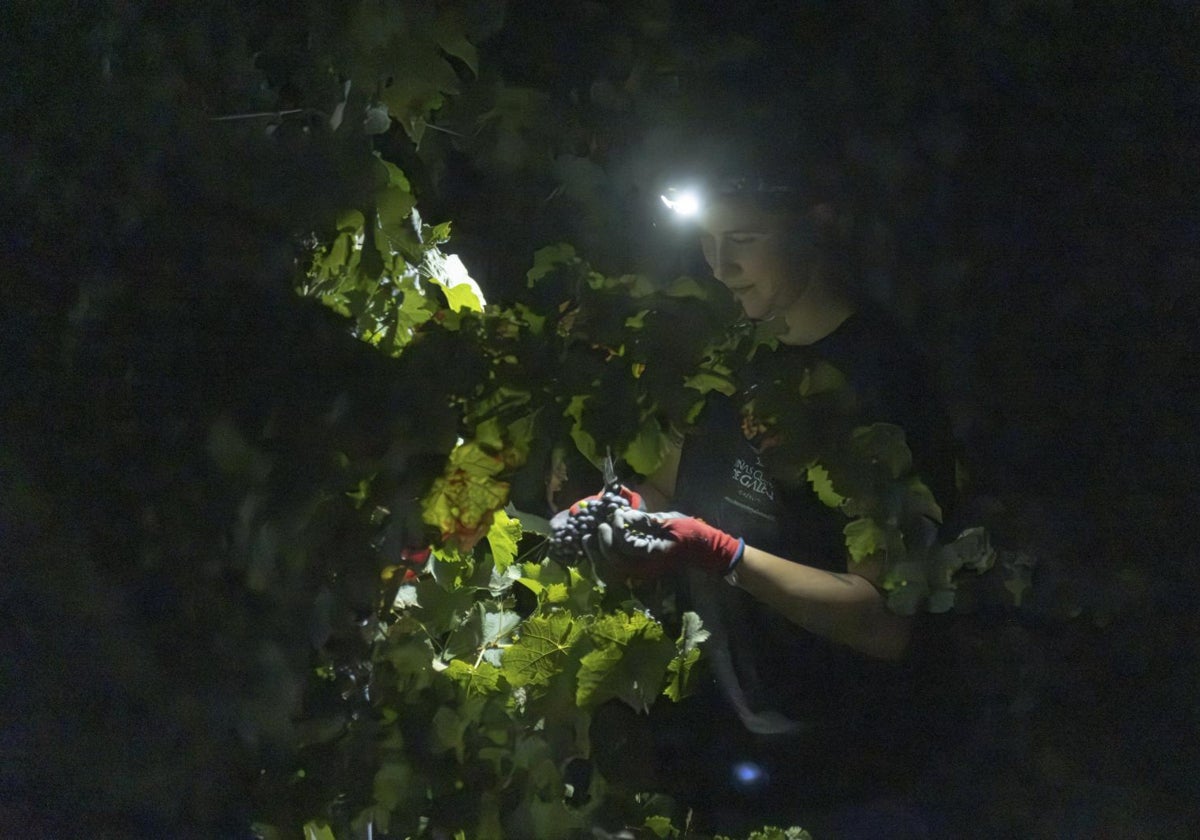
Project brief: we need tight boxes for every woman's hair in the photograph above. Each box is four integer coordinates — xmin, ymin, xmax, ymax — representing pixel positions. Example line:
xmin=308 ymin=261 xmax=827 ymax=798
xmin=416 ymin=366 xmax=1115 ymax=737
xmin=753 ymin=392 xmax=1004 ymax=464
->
xmin=668 ymin=124 xmax=845 ymax=217
xmin=658 ymin=126 xmax=849 ymax=265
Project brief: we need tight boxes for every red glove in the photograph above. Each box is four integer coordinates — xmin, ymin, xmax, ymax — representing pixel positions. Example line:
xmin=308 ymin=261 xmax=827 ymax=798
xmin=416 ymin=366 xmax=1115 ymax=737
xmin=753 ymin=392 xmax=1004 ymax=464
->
xmin=586 ymin=508 xmax=744 ymax=578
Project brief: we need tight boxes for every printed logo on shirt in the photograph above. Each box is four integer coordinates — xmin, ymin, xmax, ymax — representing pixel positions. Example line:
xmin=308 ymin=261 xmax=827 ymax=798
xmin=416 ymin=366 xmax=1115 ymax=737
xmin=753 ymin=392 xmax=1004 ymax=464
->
xmin=721 ymin=453 xmax=780 ymax=526
xmin=732 ymin=456 xmax=775 ymax=502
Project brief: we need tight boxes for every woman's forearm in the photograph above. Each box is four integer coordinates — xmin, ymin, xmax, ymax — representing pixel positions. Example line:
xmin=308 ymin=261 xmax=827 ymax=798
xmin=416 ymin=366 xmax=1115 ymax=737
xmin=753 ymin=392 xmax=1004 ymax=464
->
xmin=733 ymin=545 xmax=912 ymax=661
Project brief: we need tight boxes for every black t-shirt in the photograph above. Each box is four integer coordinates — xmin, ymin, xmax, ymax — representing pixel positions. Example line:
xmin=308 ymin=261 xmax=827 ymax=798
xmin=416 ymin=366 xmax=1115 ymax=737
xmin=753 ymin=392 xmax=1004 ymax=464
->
xmin=670 ymin=302 xmax=957 ymax=722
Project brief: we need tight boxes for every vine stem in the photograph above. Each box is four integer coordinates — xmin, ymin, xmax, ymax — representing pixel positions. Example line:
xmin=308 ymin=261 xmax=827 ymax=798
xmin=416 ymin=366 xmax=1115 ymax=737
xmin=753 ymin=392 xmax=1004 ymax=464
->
xmin=209 ymin=108 xmax=308 ymax=122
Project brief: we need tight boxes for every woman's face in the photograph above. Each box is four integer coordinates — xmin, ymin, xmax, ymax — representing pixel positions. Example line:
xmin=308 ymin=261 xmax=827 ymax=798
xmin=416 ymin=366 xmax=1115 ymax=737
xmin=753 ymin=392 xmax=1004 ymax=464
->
xmin=696 ymin=197 xmax=809 ymax=322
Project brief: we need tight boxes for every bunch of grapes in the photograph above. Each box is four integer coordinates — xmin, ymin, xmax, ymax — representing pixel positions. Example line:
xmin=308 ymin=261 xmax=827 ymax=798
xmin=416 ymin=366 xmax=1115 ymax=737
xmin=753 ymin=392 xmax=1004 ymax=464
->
xmin=547 ymin=481 xmax=633 ymax=564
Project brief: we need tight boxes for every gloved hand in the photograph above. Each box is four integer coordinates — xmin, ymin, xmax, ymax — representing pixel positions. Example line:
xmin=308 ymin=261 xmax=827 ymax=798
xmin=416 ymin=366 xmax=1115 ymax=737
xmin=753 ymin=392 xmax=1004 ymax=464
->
xmin=547 ymin=484 xmax=647 ymax=564
xmin=584 ymin=507 xmax=744 ymax=578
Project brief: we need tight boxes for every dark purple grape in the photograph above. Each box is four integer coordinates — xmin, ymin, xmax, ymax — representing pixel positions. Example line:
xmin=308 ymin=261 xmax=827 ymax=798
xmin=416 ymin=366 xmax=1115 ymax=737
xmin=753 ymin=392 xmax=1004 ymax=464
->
xmin=547 ymin=481 xmax=636 ymax=563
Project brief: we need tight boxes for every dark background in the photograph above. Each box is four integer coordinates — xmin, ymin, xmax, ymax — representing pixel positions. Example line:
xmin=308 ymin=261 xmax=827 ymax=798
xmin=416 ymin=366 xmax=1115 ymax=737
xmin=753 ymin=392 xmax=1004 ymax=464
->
xmin=3 ymin=1 xmax=1198 ymax=837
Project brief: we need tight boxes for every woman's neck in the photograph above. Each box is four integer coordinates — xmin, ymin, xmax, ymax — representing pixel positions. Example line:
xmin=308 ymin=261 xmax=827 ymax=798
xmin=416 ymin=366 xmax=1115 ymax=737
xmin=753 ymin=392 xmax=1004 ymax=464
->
xmin=778 ymin=274 xmax=857 ymax=346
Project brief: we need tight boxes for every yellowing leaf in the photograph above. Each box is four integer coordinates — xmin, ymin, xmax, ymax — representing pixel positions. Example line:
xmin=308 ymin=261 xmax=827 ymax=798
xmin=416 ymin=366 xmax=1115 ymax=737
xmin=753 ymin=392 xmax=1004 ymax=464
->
xmin=421 ymin=441 xmax=510 ymax=551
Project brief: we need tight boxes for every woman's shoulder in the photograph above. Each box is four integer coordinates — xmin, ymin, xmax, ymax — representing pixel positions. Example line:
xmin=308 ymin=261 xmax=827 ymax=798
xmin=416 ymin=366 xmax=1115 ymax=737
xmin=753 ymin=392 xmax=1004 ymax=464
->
xmin=822 ymin=300 xmax=921 ymax=359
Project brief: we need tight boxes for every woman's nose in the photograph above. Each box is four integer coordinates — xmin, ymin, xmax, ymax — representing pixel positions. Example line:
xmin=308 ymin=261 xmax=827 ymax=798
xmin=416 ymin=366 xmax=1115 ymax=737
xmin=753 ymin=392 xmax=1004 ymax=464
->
xmin=710 ymin=243 xmax=738 ymax=282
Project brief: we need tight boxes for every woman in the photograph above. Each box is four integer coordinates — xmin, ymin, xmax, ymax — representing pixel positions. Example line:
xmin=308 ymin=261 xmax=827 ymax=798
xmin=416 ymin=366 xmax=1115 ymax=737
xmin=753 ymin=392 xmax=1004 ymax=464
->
xmin=576 ymin=152 xmax=958 ymax=835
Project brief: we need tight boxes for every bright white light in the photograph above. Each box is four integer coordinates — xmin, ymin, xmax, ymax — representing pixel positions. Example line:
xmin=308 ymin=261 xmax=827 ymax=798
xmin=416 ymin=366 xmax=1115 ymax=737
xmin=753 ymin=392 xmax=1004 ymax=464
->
xmin=660 ymin=189 xmax=702 ymax=218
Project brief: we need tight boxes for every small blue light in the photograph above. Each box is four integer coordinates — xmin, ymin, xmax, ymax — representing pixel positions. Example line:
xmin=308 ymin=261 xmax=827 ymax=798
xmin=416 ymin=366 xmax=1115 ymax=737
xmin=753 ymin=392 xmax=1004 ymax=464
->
xmin=730 ymin=760 xmax=769 ymax=792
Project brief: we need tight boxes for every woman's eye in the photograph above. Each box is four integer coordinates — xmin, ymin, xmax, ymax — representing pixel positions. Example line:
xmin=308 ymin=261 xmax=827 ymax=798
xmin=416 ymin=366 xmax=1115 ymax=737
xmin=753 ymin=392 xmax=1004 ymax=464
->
xmin=728 ymin=235 xmax=758 ymax=245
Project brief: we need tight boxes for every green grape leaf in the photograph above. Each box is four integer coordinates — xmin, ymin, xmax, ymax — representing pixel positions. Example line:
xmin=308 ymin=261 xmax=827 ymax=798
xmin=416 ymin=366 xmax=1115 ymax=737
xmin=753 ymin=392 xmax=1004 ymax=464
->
xmin=502 ymin=613 xmax=582 ymax=689
xmin=519 ymin=561 xmax=588 ymax=608
xmin=676 ymin=610 xmax=709 ymax=654
xmin=443 ymin=603 xmax=519 ymax=662
xmin=565 ymin=394 xmax=600 ymax=466
xmin=481 ymin=607 xmax=521 ymax=648
xmin=623 ymin=415 xmax=668 ymax=475
xmin=411 ymin=574 xmax=476 ymax=637
xmin=849 ymin=423 xmax=913 ymax=479
xmin=206 ymin=414 xmax=271 ymax=482
xmin=522 ymin=797 xmax=584 ymax=840
xmin=425 ymin=250 xmax=485 ymax=312
xmin=996 ymin=549 xmax=1036 ymax=608
xmin=663 ymin=648 xmax=703 ymax=703
xmin=885 ymin=581 xmax=926 ymax=616
xmin=684 ymin=370 xmax=738 ymax=396
xmin=373 ymin=761 xmax=414 ymax=812
xmin=302 ymin=823 xmax=336 ymax=840
xmin=904 ymin=477 xmax=944 ymax=524
xmin=843 ymin=517 xmax=888 ymax=564
xmin=526 ymin=243 xmax=579 ymax=285
xmin=806 ymin=462 xmax=847 ymax=510
xmin=434 ymin=10 xmax=479 ymax=75
xmin=376 ymin=31 xmax=462 ymax=142
xmin=576 ymin=611 xmax=673 ymax=711
xmin=500 ymin=411 xmax=536 ymax=470
xmin=432 ymin=698 xmax=485 ymax=760
xmin=663 ymin=276 xmax=709 ymax=298
xmin=624 ymin=309 xmax=650 ymax=328
xmin=544 ymin=582 xmax=570 ymax=604
xmin=430 ymin=545 xmax=477 ymax=589
xmin=440 ymin=282 xmax=479 ymax=313
xmin=663 ymin=610 xmax=710 ymax=701
xmin=489 ymin=562 xmax=522 ymax=597
xmin=553 ymin=154 xmax=607 ymax=204
xmin=798 ymin=359 xmax=848 ymax=395
xmin=393 ymin=583 xmax=420 ymax=610
xmin=644 ymin=815 xmax=678 ymax=838
xmin=486 ymin=508 xmax=522 ymax=573
xmin=374 ymin=157 xmax=417 ymax=231
xmin=925 ymin=589 xmax=957 ymax=614
xmin=473 ymin=416 xmax=505 ymax=450
xmin=743 ymin=829 xmax=813 ymax=840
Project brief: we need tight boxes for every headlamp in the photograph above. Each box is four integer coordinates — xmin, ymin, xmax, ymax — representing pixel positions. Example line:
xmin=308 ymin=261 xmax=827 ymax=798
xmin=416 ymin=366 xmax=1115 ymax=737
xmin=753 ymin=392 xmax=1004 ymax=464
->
xmin=659 ymin=176 xmax=795 ymax=219
xmin=660 ymin=187 xmax=703 ymax=218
